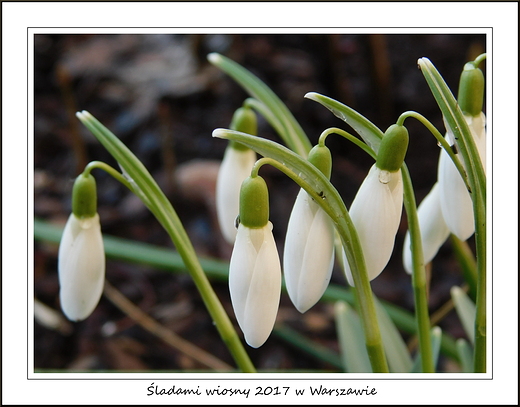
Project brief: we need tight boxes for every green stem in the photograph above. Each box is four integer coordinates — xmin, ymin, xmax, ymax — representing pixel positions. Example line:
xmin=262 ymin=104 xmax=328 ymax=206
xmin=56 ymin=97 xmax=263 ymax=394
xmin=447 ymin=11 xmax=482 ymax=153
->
xmin=398 ymin=111 xmax=470 ymax=191
xmin=319 ymin=127 xmax=377 ymax=160
xmin=251 ymin=157 xmax=388 ymax=373
xmin=401 ymin=164 xmax=435 ymax=372
xmin=472 ymin=184 xmax=486 ymax=372
xmin=473 ymin=53 xmax=487 ymax=67
xmin=83 ymin=161 xmax=133 ymax=189
xmin=76 ymin=112 xmax=255 ymax=373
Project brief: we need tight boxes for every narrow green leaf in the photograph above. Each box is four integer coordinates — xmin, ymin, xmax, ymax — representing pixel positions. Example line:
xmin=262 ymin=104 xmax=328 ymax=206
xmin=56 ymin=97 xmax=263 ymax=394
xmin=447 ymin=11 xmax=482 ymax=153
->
xmin=456 ymin=338 xmax=474 ymax=373
xmin=451 ymin=286 xmax=476 ymax=344
xmin=411 ymin=326 xmax=442 ymax=372
xmin=208 ymin=53 xmax=312 ymax=156
xmin=334 ymin=301 xmax=372 ymax=373
xmin=450 ymin=235 xmax=478 ymax=300
xmin=374 ymin=297 xmax=413 ymax=373
xmin=305 ymin=92 xmax=384 ymax=152
xmin=273 ymin=325 xmax=343 ymax=370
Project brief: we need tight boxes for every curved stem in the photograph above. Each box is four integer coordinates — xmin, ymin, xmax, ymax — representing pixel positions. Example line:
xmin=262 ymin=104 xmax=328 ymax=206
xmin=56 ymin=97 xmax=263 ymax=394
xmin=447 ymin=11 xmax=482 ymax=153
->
xmin=319 ymin=127 xmax=377 ymax=160
xmin=398 ymin=111 xmax=470 ymax=192
xmin=473 ymin=53 xmax=487 ymax=67
xmin=83 ymin=161 xmax=132 ymax=189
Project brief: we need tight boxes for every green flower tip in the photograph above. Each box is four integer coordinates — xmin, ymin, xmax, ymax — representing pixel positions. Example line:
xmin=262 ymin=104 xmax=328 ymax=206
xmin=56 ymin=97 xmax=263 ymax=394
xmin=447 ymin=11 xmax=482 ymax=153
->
xmin=376 ymin=124 xmax=409 ymax=172
xmin=72 ymin=173 xmax=97 ymax=218
xmin=229 ymin=106 xmax=258 ymax=151
xmin=457 ymin=62 xmax=485 ymax=116
xmin=308 ymin=144 xmax=332 ymax=179
xmin=239 ymin=175 xmax=269 ymax=228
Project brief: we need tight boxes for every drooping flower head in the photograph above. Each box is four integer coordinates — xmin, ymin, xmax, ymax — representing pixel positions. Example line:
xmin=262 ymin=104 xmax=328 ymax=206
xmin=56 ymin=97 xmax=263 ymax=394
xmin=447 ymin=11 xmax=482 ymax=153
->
xmin=402 ymin=58 xmax=486 ymax=272
xmin=438 ymin=61 xmax=486 ymax=241
xmin=343 ymin=124 xmax=408 ymax=285
xmin=216 ymin=106 xmax=258 ymax=244
xmin=228 ymin=174 xmax=281 ymax=348
xmin=283 ymin=144 xmax=335 ymax=313
xmin=58 ymin=173 xmax=105 ymax=321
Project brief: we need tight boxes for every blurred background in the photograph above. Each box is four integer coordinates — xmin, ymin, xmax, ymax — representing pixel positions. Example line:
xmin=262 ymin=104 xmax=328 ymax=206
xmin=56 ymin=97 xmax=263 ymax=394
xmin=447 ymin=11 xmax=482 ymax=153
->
xmin=33 ymin=33 xmax=486 ymax=372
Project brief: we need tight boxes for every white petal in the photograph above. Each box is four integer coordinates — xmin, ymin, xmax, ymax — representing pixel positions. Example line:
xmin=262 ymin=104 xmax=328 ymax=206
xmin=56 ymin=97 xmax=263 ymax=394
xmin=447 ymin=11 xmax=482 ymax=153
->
xmin=438 ymin=113 xmax=486 ymax=241
xmin=466 ymin=112 xmax=486 ymax=172
xmin=438 ymin=145 xmax=474 ymax=241
xmin=343 ymin=165 xmax=403 ymax=285
xmin=58 ymin=213 xmax=105 ymax=321
xmin=216 ymin=147 xmax=257 ymax=243
xmin=228 ymin=223 xmax=281 ymax=348
xmin=283 ymin=189 xmax=334 ymax=313
xmin=403 ymin=183 xmax=451 ymax=274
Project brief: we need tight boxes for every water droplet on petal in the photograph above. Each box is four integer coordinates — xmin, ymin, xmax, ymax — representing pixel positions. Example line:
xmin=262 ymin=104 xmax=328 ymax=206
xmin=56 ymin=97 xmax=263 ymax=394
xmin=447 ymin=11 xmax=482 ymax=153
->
xmin=378 ymin=170 xmax=391 ymax=184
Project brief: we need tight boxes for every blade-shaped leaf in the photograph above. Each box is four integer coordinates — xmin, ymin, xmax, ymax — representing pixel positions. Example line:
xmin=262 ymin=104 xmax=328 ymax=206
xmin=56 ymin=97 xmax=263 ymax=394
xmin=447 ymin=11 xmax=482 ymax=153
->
xmin=456 ymin=338 xmax=474 ymax=373
xmin=334 ymin=301 xmax=372 ymax=373
xmin=411 ymin=326 xmax=442 ymax=372
xmin=208 ymin=52 xmax=312 ymax=157
xmin=451 ymin=286 xmax=476 ymax=345
xmin=375 ymin=297 xmax=413 ymax=373
xmin=305 ymin=92 xmax=384 ymax=152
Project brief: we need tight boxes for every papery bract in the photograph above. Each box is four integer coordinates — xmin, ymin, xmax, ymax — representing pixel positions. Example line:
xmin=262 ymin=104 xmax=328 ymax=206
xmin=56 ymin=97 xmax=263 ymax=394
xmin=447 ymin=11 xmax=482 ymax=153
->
xmin=284 ymin=189 xmax=335 ymax=313
xmin=58 ymin=213 xmax=105 ymax=321
xmin=229 ymin=222 xmax=281 ymax=348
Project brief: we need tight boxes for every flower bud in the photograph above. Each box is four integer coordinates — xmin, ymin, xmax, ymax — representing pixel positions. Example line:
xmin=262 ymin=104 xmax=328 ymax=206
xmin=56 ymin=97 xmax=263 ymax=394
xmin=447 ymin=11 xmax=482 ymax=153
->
xmin=59 ymin=173 xmax=105 ymax=321
xmin=216 ymin=106 xmax=258 ymax=243
xmin=229 ymin=221 xmax=281 ymax=348
xmin=283 ymin=143 xmax=334 ymax=313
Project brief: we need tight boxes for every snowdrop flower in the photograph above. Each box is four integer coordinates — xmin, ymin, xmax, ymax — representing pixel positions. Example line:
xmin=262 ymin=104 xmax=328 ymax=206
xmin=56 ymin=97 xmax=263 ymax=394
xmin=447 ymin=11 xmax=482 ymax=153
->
xmin=402 ymin=183 xmax=450 ymax=274
xmin=229 ymin=175 xmax=281 ymax=348
xmin=402 ymin=60 xmax=485 ymax=272
xmin=438 ymin=61 xmax=486 ymax=241
xmin=58 ymin=173 xmax=105 ymax=321
xmin=216 ymin=106 xmax=257 ymax=244
xmin=342 ymin=124 xmax=408 ymax=286
xmin=284 ymin=144 xmax=335 ymax=313
xmin=438 ymin=112 xmax=486 ymax=241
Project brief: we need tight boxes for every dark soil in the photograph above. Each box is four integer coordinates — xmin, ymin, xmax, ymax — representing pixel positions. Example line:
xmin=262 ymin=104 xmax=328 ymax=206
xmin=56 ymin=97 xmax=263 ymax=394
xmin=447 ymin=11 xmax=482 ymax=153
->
xmin=34 ymin=33 xmax=486 ymax=372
